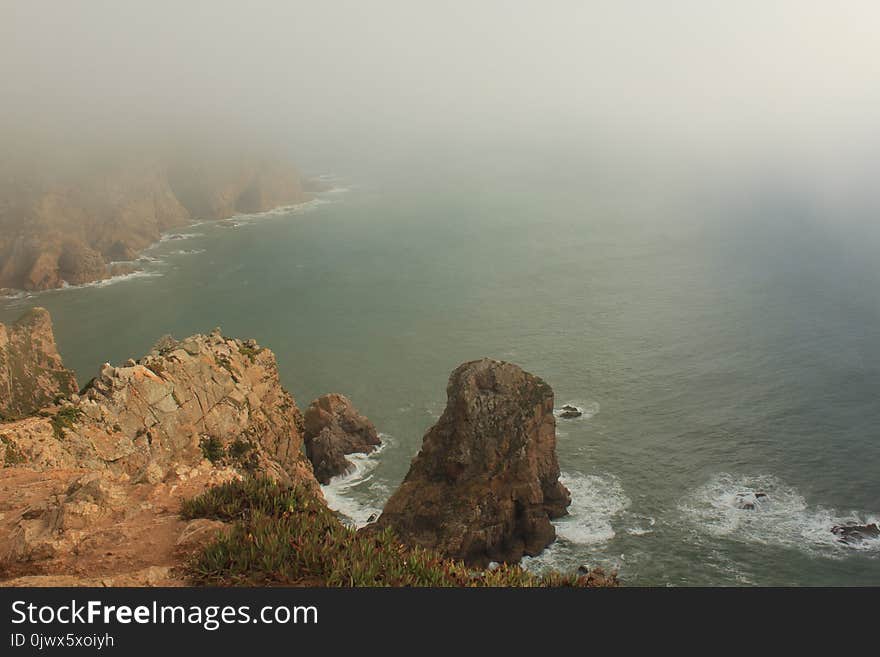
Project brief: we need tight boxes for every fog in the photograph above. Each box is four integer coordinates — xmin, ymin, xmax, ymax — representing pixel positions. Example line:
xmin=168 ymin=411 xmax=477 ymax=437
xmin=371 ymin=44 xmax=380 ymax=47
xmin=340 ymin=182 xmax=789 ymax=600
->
xmin=4 ymin=1 xmax=880 ymax=184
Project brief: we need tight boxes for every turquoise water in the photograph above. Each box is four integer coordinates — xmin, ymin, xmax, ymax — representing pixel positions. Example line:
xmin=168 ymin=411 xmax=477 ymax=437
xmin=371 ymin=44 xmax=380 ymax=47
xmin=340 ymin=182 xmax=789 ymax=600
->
xmin=3 ymin=149 xmax=879 ymax=585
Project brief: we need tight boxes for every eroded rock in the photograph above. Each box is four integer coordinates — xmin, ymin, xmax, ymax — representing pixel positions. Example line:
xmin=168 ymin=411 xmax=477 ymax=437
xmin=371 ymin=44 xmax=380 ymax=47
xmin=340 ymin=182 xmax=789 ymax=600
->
xmin=372 ymin=358 xmax=570 ymax=567
xmin=304 ymin=393 xmax=380 ymax=484
xmin=0 ymin=319 xmax=323 ymax=585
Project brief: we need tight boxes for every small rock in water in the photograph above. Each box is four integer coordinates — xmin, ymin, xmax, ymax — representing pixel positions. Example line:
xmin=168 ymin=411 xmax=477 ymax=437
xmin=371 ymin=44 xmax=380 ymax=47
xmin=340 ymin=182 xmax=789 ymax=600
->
xmin=734 ymin=492 xmax=766 ymax=511
xmin=831 ymin=523 xmax=880 ymax=544
xmin=366 ymin=513 xmax=377 ymax=523
xmin=559 ymin=404 xmax=582 ymax=419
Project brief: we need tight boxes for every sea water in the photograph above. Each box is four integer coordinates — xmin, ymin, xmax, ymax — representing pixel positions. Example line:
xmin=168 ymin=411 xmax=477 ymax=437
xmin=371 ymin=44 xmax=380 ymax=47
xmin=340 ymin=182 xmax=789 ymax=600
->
xmin=3 ymin=144 xmax=879 ymax=585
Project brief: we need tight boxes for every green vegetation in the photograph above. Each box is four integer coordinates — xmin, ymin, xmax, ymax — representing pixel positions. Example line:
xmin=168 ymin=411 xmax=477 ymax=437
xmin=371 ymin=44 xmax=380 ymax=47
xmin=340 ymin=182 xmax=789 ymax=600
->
xmin=182 ymin=477 xmax=608 ymax=587
xmin=1 ymin=436 xmax=25 ymax=466
xmin=238 ymin=344 xmax=262 ymax=362
xmin=51 ymin=406 xmax=82 ymax=439
xmin=227 ymin=438 xmax=253 ymax=460
xmin=199 ymin=436 xmax=225 ymax=463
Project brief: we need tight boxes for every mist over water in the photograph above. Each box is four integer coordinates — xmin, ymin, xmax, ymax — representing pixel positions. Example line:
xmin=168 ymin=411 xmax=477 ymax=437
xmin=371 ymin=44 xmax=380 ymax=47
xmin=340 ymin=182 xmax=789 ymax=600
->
xmin=4 ymin=2 xmax=880 ymax=584
xmin=3 ymin=139 xmax=879 ymax=585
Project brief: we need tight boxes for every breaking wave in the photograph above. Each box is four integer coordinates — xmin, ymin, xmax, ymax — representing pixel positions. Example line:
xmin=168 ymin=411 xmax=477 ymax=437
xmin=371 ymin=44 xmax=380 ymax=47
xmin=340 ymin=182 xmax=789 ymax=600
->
xmin=554 ymin=472 xmax=630 ymax=545
xmin=320 ymin=435 xmax=392 ymax=528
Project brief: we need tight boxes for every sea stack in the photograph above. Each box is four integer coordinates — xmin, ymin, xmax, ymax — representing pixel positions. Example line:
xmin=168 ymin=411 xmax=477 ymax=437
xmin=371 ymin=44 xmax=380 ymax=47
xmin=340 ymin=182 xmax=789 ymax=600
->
xmin=373 ymin=358 xmax=570 ymax=567
xmin=304 ymin=393 xmax=381 ymax=484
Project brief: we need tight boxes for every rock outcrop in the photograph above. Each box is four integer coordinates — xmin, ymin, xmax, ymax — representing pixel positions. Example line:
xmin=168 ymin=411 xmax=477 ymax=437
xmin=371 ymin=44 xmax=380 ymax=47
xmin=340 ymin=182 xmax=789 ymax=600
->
xmin=304 ymin=393 xmax=381 ymax=484
xmin=0 ymin=153 xmax=312 ymax=291
xmin=372 ymin=358 xmax=570 ymax=567
xmin=832 ymin=522 xmax=880 ymax=544
xmin=0 ymin=307 xmax=78 ymax=419
xmin=0 ymin=323 xmax=320 ymax=584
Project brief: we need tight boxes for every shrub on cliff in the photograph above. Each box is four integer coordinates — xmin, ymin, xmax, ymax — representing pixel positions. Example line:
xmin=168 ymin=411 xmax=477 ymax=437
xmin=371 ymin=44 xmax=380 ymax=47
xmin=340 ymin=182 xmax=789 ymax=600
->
xmin=182 ymin=477 xmax=617 ymax=587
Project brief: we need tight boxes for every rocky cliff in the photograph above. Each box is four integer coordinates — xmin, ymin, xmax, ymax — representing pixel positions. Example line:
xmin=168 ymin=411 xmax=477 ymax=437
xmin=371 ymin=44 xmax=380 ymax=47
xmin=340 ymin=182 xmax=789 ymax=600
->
xmin=372 ymin=358 xmax=571 ymax=567
xmin=0 ymin=311 xmax=591 ymax=585
xmin=0 ymin=307 xmax=78 ymax=419
xmin=0 ymin=154 xmax=312 ymax=291
xmin=0 ymin=323 xmax=319 ymax=584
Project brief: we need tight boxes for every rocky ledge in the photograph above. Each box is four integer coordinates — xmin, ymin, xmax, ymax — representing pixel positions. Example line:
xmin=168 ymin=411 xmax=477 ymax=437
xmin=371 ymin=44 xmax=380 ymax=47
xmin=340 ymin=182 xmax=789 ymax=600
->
xmin=371 ymin=358 xmax=571 ymax=567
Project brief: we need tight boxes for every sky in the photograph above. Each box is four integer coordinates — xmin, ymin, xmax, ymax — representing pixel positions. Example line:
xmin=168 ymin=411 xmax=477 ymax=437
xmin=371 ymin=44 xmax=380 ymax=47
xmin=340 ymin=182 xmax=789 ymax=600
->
xmin=3 ymin=1 xmax=880 ymax=170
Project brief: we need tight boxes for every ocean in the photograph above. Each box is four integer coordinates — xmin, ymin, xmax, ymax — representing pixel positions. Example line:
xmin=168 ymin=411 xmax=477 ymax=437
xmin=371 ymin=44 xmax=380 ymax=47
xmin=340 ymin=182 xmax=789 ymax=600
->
xmin=3 ymin=143 xmax=879 ymax=585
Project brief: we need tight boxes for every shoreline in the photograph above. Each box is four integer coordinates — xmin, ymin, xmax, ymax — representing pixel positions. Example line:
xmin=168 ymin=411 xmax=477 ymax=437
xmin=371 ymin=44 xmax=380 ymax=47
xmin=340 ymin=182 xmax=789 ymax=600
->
xmin=0 ymin=192 xmax=336 ymax=302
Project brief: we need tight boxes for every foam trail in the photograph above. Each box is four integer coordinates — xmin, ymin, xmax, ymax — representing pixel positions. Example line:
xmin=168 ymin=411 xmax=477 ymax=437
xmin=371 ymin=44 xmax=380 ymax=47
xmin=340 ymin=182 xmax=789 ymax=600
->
xmin=680 ymin=473 xmax=880 ymax=557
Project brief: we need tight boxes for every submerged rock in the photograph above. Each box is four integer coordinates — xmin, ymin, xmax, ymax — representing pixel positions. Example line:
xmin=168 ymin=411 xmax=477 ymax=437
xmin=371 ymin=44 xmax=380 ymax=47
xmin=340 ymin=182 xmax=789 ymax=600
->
xmin=831 ymin=523 xmax=879 ymax=544
xmin=372 ymin=358 xmax=570 ymax=567
xmin=559 ymin=404 xmax=582 ymax=419
xmin=303 ymin=393 xmax=380 ymax=484
xmin=734 ymin=492 xmax=768 ymax=511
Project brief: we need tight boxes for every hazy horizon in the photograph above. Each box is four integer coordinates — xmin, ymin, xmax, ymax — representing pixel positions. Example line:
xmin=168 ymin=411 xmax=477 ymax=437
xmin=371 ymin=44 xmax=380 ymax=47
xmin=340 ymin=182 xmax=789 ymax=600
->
xmin=3 ymin=2 xmax=880 ymax=173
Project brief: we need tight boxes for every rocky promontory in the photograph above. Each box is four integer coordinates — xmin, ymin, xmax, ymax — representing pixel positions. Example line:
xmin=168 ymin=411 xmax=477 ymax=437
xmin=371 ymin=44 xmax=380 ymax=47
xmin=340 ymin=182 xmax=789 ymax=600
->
xmin=372 ymin=358 xmax=571 ymax=567
xmin=0 ymin=316 xmax=319 ymax=584
xmin=0 ymin=153 xmax=312 ymax=292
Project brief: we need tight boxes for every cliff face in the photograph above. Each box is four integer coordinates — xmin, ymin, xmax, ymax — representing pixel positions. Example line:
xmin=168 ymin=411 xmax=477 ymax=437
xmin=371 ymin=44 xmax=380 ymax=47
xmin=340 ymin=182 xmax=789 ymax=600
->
xmin=0 ymin=307 xmax=78 ymax=419
xmin=0 ymin=325 xmax=319 ymax=584
xmin=373 ymin=358 xmax=571 ymax=567
xmin=0 ymin=155 xmax=311 ymax=291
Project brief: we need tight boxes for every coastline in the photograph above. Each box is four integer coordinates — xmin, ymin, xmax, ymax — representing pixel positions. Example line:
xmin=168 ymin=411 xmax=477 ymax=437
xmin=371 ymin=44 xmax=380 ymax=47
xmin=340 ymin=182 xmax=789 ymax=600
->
xmin=0 ymin=192 xmax=333 ymax=302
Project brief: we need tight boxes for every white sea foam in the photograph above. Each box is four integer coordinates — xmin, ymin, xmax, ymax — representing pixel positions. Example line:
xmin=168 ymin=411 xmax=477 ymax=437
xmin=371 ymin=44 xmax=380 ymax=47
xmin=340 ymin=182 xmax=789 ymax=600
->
xmin=320 ymin=434 xmax=392 ymax=528
xmin=552 ymin=471 xmax=630 ymax=545
xmin=229 ymin=197 xmax=334 ymax=225
xmin=554 ymin=400 xmax=600 ymax=421
xmin=84 ymin=269 xmax=164 ymax=288
xmin=626 ymin=515 xmax=656 ymax=536
xmin=679 ymin=473 xmax=880 ymax=556
xmin=159 ymin=232 xmax=204 ymax=242
xmin=168 ymin=249 xmax=206 ymax=256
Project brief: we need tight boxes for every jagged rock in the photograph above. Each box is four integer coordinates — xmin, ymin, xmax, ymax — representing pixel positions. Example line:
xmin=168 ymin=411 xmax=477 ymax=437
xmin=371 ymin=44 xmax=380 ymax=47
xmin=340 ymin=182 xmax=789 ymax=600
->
xmin=304 ymin=393 xmax=380 ymax=484
xmin=0 ymin=316 xmax=324 ymax=584
xmin=2 ymin=329 xmax=318 ymax=491
xmin=0 ymin=308 xmax=78 ymax=419
xmin=831 ymin=523 xmax=879 ymax=544
xmin=372 ymin=358 xmax=570 ymax=567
